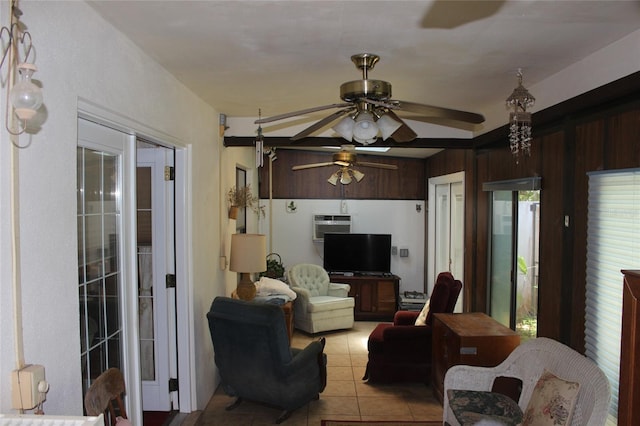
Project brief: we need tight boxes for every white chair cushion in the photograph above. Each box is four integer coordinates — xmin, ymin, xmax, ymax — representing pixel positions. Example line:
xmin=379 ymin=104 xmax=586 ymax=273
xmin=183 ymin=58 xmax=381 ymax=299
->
xmin=307 ymin=296 xmax=355 ymax=313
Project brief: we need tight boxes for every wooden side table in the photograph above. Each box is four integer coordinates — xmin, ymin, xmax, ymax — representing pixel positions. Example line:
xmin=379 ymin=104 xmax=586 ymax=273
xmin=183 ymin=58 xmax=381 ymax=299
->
xmin=431 ymin=312 xmax=520 ymax=403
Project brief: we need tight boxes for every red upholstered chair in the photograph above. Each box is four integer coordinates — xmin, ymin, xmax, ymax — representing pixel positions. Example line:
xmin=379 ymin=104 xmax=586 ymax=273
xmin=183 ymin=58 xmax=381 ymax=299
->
xmin=363 ymin=271 xmax=462 ymax=383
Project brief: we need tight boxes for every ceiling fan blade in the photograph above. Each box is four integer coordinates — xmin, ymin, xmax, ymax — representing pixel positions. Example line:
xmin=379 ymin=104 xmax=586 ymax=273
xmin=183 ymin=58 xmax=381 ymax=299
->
xmin=291 ymin=108 xmax=354 ymax=141
xmin=255 ymin=103 xmax=352 ymax=124
xmin=395 ymin=100 xmax=485 ymax=124
xmin=357 ymin=161 xmax=398 ymax=170
xmin=292 ymin=162 xmax=335 ymax=171
xmin=384 ymin=110 xmax=418 ymax=143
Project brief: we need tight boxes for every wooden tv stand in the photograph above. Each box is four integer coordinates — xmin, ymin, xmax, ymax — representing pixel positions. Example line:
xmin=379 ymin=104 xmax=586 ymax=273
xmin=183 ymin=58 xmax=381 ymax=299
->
xmin=329 ymin=273 xmax=400 ymax=321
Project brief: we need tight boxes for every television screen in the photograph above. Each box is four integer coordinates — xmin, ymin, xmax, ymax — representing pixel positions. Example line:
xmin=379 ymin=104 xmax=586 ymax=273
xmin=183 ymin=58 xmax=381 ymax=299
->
xmin=323 ymin=233 xmax=392 ymax=274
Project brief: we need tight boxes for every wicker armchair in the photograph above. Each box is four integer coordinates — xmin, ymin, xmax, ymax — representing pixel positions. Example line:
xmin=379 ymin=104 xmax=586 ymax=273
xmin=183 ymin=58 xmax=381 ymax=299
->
xmin=444 ymin=337 xmax=611 ymax=426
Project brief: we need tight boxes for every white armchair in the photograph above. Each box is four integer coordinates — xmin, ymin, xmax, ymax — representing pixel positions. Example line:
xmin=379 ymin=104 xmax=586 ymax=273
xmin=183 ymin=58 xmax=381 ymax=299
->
xmin=444 ymin=337 xmax=611 ymax=426
xmin=287 ymin=264 xmax=355 ymax=334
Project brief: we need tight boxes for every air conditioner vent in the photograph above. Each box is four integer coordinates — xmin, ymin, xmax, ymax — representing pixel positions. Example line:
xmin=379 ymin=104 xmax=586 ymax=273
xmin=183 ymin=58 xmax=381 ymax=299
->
xmin=313 ymin=214 xmax=351 ymax=242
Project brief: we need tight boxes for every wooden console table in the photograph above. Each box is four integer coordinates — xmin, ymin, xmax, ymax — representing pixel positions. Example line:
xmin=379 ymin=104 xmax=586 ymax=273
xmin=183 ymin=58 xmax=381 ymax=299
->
xmin=330 ymin=274 xmax=400 ymax=321
xmin=431 ymin=312 xmax=520 ymax=403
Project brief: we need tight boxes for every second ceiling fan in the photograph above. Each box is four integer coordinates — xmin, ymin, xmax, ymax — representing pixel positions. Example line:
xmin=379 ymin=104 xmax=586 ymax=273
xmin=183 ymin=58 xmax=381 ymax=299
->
xmin=255 ymin=53 xmax=485 ymax=145
xmin=292 ymin=145 xmax=398 ymax=185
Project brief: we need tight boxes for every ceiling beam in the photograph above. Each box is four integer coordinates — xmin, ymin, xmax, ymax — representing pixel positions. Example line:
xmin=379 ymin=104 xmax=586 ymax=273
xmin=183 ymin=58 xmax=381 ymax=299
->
xmin=223 ymin=136 xmax=475 ymax=149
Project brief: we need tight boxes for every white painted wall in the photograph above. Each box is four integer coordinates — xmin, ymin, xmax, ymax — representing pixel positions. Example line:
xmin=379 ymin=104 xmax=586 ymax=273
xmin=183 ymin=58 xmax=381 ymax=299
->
xmin=259 ymin=198 xmax=426 ymax=293
xmin=0 ymin=1 xmax=221 ymax=417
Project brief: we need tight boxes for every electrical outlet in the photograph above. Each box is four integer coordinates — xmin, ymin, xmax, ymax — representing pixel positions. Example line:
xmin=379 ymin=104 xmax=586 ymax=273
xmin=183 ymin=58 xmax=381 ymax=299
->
xmin=11 ymin=364 xmax=45 ymax=410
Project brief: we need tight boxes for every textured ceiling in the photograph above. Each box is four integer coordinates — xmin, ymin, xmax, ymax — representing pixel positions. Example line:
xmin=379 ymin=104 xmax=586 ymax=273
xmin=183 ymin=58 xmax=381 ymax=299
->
xmin=89 ymin=0 xmax=640 ymax=152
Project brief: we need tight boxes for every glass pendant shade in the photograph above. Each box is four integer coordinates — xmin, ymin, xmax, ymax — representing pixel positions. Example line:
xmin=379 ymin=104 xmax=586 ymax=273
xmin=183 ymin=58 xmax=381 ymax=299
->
xmin=353 ymin=111 xmax=378 ymax=144
xmin=351 ymin=169 xmax=365 ymax=182
xmin=332 ymin=117 xmax=355 ymax=142
xmin=340 ymin=169 xmax=352 ymax=185
xmin=10 ymin=63 xmax=43 ymax=120
xmin=327 ymin=171 xmax=340 ymax=185
xmin=376 ymin=113 xmax=402 ymax=140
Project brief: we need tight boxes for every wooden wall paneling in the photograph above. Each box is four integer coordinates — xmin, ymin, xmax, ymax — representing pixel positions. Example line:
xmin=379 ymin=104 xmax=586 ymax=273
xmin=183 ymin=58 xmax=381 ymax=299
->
xmin=570 ymin=119 xmax=605 ymax=351
xmin=464 ymin=149 xmax=476 ymax=312
xmin=607 ymin=108 xmax=640 ymax=170
xmin=260 ymin=149 xmax=426 ymax=199
xmin=473 ymin=151 xmax=490 ymax=312
xmin=426 ymin=148 xmax=466 ymax=177
xmin=537 ymin=131 xmax=565 ymax=341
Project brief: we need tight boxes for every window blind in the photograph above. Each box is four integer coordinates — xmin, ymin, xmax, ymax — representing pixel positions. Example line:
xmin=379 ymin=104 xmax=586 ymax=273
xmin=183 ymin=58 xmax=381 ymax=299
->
xmin=586 ymin=168 xmax=640 ymax=424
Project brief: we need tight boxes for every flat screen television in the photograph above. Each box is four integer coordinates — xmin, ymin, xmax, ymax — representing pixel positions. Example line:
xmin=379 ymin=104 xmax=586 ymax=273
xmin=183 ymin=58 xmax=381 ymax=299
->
xmin=323 ymin=233 xmax=392 ymax=274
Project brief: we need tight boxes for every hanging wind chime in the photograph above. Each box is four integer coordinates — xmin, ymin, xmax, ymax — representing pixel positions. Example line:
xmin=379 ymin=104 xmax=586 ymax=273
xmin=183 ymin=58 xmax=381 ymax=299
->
xmin=506 ymin=69 xmax=535 ymax=163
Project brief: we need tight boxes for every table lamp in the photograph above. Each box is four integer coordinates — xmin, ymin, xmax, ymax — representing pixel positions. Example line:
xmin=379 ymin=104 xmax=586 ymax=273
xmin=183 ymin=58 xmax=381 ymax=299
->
xmin=229 ymin=233 xmax=267 ymax=300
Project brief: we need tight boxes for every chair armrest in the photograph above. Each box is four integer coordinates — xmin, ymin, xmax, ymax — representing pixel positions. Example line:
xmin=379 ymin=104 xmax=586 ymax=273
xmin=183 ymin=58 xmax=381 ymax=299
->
xmin=444 ymin=364 xmax=498 ymax=393
xmin=291 ymin=286 xmax=311 ymax=300
xmin=328 ymin=282 xmax=350 ymax=297
xmin=443 ymin=364 xmax=501 ymax=424
xmin=394 ymin=310 xmax=420 ymax=325
xmin=284 ymin=338 xmax=327 ymax=390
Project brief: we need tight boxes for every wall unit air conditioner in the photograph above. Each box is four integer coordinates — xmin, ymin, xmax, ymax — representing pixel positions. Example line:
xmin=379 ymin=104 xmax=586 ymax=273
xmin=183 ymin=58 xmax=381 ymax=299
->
xmin=313 ymin=214 xmax=351 ymax=242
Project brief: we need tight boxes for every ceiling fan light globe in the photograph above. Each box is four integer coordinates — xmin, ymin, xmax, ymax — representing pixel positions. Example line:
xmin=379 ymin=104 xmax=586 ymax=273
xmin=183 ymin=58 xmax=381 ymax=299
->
xmin=353 ymin=111 xmax=379 ymax=141
xmin=354 ymin=135 xmax=377 ymax=145
xmin=340 ymin=171 xmax=352 ymax=185
xmin=327 ymin=171 xmax=340 ymax=185
xmin=352 ymin=169 xmax=365 ymax=182
xmin=332 ymin=117 xmax=355 ymax=142
xmin=377 ymin=113 xmax=402 ymax=140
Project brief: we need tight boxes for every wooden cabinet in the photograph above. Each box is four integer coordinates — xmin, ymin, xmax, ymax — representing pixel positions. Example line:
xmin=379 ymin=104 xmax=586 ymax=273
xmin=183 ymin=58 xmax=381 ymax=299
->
xmin=432 ymin=312 xmax=520 ymax=403
xmin=619 ymin=270 xmax=640 ymax=425
xmin=329 ymin=274 xmax=400 ymax=321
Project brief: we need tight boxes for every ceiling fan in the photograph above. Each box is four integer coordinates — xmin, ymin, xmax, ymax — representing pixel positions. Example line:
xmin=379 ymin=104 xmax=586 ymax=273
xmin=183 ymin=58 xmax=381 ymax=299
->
xmin=292 ymin=145 xmax=398 ymax=185
xmin=255 ymin=53 xmax=485 ymax=145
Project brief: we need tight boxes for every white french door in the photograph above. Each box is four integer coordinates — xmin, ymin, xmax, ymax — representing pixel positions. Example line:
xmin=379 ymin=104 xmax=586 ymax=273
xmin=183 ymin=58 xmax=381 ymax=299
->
xmin=428 ymin=171 xmax=464 ymax=310
xmin=78 ymin=117 xmax=141 ymax=425
xmin=137 ymin=145 xmax=177 ymax=411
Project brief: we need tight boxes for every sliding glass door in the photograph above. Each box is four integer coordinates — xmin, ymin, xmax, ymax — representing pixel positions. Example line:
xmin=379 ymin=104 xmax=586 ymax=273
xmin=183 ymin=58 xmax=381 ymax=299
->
xmin=485 ymin=179 xmax=540 ymax=339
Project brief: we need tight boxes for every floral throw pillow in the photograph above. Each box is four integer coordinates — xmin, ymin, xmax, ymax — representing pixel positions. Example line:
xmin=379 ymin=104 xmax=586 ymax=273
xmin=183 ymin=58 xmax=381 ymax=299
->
xmin=522 ymin=370 xmax=580 ymax=426
xmin=414 ymin=299 xmax=430 ymax=325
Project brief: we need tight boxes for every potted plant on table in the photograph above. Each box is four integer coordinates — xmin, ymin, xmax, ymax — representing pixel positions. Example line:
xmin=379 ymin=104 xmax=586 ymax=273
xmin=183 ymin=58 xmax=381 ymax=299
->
xmin=227 ymin=185 xmax=265 ymax=219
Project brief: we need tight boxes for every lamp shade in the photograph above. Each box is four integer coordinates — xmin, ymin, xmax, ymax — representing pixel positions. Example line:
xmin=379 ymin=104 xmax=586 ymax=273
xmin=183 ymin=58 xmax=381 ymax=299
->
xmin=229 ymin=234 xmax=267 ymax=273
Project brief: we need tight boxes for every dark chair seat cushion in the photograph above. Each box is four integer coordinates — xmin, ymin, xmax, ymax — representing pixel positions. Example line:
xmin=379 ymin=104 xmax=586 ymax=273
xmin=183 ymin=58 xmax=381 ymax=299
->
xmin=447 ymin=389 xmax=523 ymax=426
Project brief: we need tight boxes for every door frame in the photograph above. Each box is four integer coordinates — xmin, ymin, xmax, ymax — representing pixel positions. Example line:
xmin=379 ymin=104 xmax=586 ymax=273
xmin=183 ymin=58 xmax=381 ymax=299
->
xmin=78 ymin=99 xmax=194 ymax=420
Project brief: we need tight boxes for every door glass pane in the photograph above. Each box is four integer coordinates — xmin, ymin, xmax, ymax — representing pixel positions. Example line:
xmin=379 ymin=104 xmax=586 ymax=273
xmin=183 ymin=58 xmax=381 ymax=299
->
xmin=435 ymin=184 xmax=450 ymax=274
xmin=137 ymin=166 xmax=155 ymax=381
xmin=515 ymin=191 xmax=539 ymax=340
xmin=78 ymin=146 xmax=123 ymax=403
xmin=490 ymin=191 xmax=513 ymax=328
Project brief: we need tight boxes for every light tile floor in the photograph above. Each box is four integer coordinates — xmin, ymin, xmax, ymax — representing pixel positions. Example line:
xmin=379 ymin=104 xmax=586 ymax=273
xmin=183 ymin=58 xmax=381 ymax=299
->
xmin=179 ymin=321 xmax=443 ymax=425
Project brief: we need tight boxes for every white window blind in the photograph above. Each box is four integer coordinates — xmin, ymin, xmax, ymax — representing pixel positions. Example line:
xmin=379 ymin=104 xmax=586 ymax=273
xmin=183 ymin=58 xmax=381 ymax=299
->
xmin=586 ymin=168 xmax=640 ymax=424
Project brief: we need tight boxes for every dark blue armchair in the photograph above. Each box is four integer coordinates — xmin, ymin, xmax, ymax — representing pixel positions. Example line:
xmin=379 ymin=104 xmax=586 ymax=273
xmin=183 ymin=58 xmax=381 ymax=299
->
xmin=207 ymin=297 xmax=327 ymax=423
